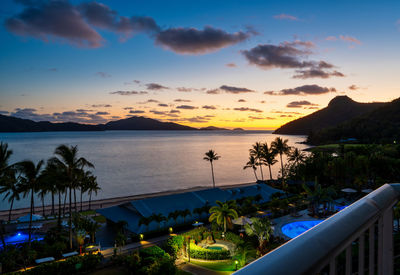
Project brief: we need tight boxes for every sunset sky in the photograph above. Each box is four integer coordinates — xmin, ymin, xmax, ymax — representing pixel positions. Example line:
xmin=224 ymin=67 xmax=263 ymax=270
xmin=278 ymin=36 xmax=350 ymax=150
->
xmin=1 ymin=0 xmax=399 ymax=130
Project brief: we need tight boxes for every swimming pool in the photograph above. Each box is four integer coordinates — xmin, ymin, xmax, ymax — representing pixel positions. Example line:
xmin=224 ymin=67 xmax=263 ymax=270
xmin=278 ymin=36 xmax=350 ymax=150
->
xmin=281 ymin=220 xmax=324 ymax=239
xmin=0 ymin=232 xmax=44 ymax=247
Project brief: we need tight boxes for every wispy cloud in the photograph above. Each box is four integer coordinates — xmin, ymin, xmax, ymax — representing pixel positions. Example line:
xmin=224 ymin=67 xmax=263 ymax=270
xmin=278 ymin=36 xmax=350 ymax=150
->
xmin=265 ymin=85 xmax=336 ymax=96
xmin=110 ymin=90 xmax=148 ymax=95
xmin=273 ymin=14 xmax=299 ymax=21
xmin=286 ymin=101 xmax=318 ymax=108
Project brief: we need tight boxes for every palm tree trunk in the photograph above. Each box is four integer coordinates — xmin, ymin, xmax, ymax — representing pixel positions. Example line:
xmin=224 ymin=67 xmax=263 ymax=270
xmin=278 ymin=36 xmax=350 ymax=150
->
xmin=224 ymin=218 xmax=226 ymax=234
xmin=74 ymin=188 xmax=77 ymax=213
xmin=51 ymin=192 xmax=55 ymax=215
xmin=8 ymin=198 xmax=14 ymax=222
xmin=210 ymin=162 xmax=215 ymax=188
xmin=280 ymin=153 xmax=284 ymax=178
xmin=69 ymin=186 xmax=73 ymax=249
xmin=63 ymin=191 xmax=67 ymax=215
xmin=28 ymin=190 xmax=34 ymax=248
xmin=268 ymin=165 xmax=273 ymax=180
xmin=253 ymin=168 xmax=258 ymax=181
xmin=89 ymin=192 xmax=92 ymax=210
xmin=259 ymin=161 xmax=264 ymax=181
xmin=42 ymin=196 xmax=45 ymax=217
xmin=58 ymin=192 xmax=62 ymax=228
xmin=0 ymin=221 xmax=6 ymax=249
xmin=80 ymin=188 xmax=83 ymax=212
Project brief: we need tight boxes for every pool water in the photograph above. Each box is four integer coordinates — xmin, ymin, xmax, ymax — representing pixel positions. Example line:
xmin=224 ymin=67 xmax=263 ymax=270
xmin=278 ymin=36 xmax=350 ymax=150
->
xmin=207 ymin=246 xmax=223 ymax=250
xmin=281 ymin=220 xmax=324 ymax=239
xmin=0 ymin=233 xmax=44 ymax=247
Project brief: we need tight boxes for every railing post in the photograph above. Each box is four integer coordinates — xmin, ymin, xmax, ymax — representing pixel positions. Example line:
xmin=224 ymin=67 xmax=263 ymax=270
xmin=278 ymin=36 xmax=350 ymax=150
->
xmin=382 ymin=208 xmax=394 ymax=275
xmin=359 ymin=233 xmax=365 ymax=274
xmin=345 ymin=246 xmax=352 ymax=275
xmin=369 ymin=224 xmax=375 ymax=275
xmin=329 ymin=257 xmax=336 ymax=275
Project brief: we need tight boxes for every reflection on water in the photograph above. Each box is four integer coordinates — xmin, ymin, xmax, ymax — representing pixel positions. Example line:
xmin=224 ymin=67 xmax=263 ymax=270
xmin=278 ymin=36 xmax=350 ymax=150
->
xmin=0 ymin=130 xmax=307 ymax=210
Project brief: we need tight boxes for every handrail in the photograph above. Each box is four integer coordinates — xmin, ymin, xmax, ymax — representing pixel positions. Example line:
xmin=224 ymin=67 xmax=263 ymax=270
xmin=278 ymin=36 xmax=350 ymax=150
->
xmin=234 ymin=183 xmax=400 ymax=275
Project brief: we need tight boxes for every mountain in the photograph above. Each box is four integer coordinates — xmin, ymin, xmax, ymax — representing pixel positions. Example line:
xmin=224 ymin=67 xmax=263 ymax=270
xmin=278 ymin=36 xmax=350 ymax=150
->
xmin=0 ymin=115 xmax=195 ymax=132
xmin=273 ymin=96 xmax=385 ymax=135
xmin=0 ymin=114 xmax=101 ymax=132
xmin=104 ymin=116 xmax=196 ymax=130
xmin=199 ymin=126 xmax=230 ymax=131
xmin=308 ymin=97 xmax=400 ymax=144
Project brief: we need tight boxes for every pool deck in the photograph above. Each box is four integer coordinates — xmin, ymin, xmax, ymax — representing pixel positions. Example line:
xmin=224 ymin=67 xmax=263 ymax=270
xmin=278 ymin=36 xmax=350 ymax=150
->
xmin=272 ymin=209 xmax=321 ymax=240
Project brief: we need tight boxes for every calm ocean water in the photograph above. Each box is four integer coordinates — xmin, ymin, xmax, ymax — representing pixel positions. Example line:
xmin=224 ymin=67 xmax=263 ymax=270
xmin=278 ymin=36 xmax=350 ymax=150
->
xmin=0 ymin=130 xmax=306 ymax=210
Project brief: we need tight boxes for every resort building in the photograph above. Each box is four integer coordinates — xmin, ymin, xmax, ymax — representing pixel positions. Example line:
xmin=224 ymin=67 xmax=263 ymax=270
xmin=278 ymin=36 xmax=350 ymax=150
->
xmin=97 ymin=184 xmax=283 ymax=234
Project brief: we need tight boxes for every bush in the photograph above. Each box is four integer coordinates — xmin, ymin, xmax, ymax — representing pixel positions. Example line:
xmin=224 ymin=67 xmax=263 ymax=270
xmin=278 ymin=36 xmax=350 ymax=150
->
xmin=139 ymin=245 xmax=166 ymax=259
xmin=189 ymin=243 xmax=230 ymax=260
xmin=163 ymin=235 xmax=184 ymax=259
xmin=225 ymin=232 xmax=242 ymax=245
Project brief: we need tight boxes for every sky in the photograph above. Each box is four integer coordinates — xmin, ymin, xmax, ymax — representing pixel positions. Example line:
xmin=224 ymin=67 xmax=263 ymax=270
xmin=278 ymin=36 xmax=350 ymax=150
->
xmin=0 ymin=0 xmax=399 ymax=130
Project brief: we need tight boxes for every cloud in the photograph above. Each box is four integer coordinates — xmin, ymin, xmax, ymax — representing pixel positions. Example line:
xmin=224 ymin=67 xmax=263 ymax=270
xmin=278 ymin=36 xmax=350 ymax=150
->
xmin=5 ymin=0 xmax=103 ymax=48
xmin=110 ymin=90 xmax=148 ymax=95
xmin=176 ymin=105 xmax=198 ymax=110
xmin=91 ymin=104 xmax=112 ymax=107
xmin=0 ymin=110 xmax=10 ymax=115
xmin=146 ymin=83 xmax=169 ymax=90
xmin=265 ymin=85 xmax=336 ymax=96
xmin=202 ymin=105 xmax=217 ymax=110
xmin=226 ymin=63 xmax=236 ymax=67
xmin=138 ymin=99 xmax=159 ymax=104
xmin=47 ymin=67 xmax=58 ymax=72
xmin=129 ymin=110 xmax=145 ymax=114
xmin=96 ymin=72 xmax=111 ymax=78
xmin=95 ymin=111 xmax=109 ymax=115
xmin=182 ymin=116 xmax=211 ymax=123
xmin=219 ymin=85 xmax=255 ymax=94
xmin=286 ymin=101 xmax=318 ymax=108
xmin=79 ymin=1 xmax=159 ymax=39
xmin=155 ymin=26 xmax=251 ymax=54
xmin=174 ymin=99 xmax=191 ymax=102
xmin=150 ymin=110 xmax=166 ymax=115
xmin=233 ymin=107 xmax=263 ymax=113
xmin=348 ymin=84 xmax=359 ymax=90
xmin=249 ymin=116 xmax=275 ymax=120
xmin=273 ymin=14 xmax=298 ymax=21
xmin=339 ymin=35 xmax=361 ymax=45
xmin=242 ymin=41 xmax=343 ymax=78
xmin=206 ymin=89 xmax=220 ymax=94
xmin=170 ymin=110 xmax=180 ymax=113
xmin=325 ymin=36 xmax=337 ymax=41
xmin=158 ymin=103 xmax=168 ymax=107
xmin=238 ymin=99 xmax=246 ymax=102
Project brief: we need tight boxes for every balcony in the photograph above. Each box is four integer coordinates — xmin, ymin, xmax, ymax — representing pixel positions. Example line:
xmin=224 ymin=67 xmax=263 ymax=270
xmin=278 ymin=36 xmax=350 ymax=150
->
xmin=234 ymin=183 xmax=400 ymax=275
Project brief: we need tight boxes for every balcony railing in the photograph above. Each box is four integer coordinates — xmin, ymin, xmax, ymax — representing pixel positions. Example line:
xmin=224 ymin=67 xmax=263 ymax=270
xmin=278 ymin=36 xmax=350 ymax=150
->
xmin=234 ymin=183 xmax=400 ymax=275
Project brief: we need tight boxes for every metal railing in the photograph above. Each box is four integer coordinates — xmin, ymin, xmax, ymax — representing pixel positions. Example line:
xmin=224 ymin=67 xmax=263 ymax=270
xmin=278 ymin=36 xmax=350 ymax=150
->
xmin=234 ymin=183 xmax=400 ymax=275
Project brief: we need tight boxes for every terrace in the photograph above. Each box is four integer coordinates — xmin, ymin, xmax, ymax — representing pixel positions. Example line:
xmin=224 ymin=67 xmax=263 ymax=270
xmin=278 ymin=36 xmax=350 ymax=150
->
xmin=234 ymin=183 xmax=400 ymax=275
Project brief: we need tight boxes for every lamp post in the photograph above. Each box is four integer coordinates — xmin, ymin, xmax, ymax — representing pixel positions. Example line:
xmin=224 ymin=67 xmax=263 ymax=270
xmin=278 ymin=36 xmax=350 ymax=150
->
xmin=235 ymin=260 xmax=239 ymax=270
xmin=188 ymin=236 xmax=191 ymax=262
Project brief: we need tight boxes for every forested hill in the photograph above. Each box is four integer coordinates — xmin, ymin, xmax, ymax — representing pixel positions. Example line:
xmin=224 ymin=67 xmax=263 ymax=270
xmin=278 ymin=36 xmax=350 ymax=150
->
xmin=307 ymin=97 xmax=400 ymax=144
xmin=273 ymin=96 xmax=385 ymax=135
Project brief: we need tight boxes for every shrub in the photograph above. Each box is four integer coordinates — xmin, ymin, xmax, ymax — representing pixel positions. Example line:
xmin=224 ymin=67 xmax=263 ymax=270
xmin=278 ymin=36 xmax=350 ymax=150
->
xmin=225 ymin=232 xmax=242 ymax=245
xmin=163 ymin=235 xmax=184 ymax=259
xmin=189 ymin=243 xmax=230 ymax=260
xmin=139 ymin=245 xmax=166 ymax=259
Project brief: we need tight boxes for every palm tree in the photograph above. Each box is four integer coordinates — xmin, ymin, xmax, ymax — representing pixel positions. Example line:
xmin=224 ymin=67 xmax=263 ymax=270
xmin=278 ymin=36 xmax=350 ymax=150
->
xmin=0 ymin=142 xmax=12 ymax=174
xmin=180 ymin=209 xmax=191 ymax=223
xmin=149 ymin=213 xmax=167 ymax=230
xmin=193 ymin=207 xmax=204 ymax=220
xmin=244 ymin=217 xmax=272 ymax=255
xmin=86 ymin=175 xmax=100 ymax=210
xmin=243 ymin=156 xmax=259 ymax=181
xmin=168 ymin=210 xmax=181 ymax=225
xmin=261 ymin=142 xmax=277 ymax=180
xmin=288 ymin=148 xmax=306 ymax=165
xmin=138 ymin=216 xmax=151 ymax=232
xmin=15 ymin=160 xmax=44 ymax=248
xmin=235 ymin=240 xmax=256 ymax=267
xmin=209 ymin=200 xmax=238 ymax=234
xmin=0 ymin=169 xmax=20 ymax=222
xmin=203 ymin=150 xmax=220 ymax=188
xmin=250 ymin=142 xmax=264 ymax=180
xmin=37 ymin=180 xmax=49 ymax=217
xmin=50 ymin=144 xmax=94 ymax=249
xmin=271 ymin=137 xmax=291 ymax=178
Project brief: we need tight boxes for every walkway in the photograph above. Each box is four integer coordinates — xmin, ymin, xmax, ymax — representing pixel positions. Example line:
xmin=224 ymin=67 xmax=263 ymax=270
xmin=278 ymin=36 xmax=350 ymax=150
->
xmin=180 ymin=262 xmax=230 ymax=275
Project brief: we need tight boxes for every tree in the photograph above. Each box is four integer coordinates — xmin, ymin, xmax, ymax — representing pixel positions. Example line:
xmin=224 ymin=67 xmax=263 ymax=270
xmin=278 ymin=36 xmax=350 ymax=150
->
xmin=179 ymin=209 xmax=191 ymax=224
xmin=288 ymin=148 xmax=306 ymax=165
xmin=271 ymin=137 xmax=291 ymax=178
xmin=0 ymin=169 xmax=20 ymax=222
xmin=50 ymin=144 xmax=94 ymax=249
xmin=138 ymin=216 xmax=151 ymax=232
xmin=261 ymin=142 xmax=277 ymax=180
xmin=250 ymin=142 xmax=264 ymax=180
xmin=243 ymin=156 xmax=258 ymax=181
xmin=86 ymin=174 xmax=100 ymax=210
xmin=168 ymin=210 xmax=181 ymax=225
xmin=235 ymin=240 xmax=256 ymax=268
xmin=203 ymin=150 xmax=220 ymax=188
xmin=244 ymin=217 xmax=272 ymax=256
xmin=149 ymin=213 xmax=167 ymax=230
xmin=0 ymin=142 xmax=12 ymax=175
xmin=209 ymin=200 xmax=238 ymax=233
xmin=192 ymin=207 xmax=204 ymax=220
xmin=15 ymin=160 xmax=44 ymax=248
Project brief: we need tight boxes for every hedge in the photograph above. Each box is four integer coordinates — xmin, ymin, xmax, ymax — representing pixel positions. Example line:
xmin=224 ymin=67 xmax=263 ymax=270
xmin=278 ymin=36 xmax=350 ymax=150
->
xmin=139 ymin=245 xmax=167 ymax=259
xmin=189 ymin=243 xmax=230 ymax=260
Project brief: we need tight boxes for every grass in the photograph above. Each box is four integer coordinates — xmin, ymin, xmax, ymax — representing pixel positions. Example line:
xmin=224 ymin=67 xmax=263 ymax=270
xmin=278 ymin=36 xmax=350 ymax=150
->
xmin=80 ymin=210 xmax=96 ymax=216
xmin=188 ymin=258 xmax=236 ymax=272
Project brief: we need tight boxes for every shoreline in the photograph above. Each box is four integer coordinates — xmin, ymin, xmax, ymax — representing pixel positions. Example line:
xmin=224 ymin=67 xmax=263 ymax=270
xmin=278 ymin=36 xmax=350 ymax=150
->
xmin=0 ymin=182 xmax=258 ymax=221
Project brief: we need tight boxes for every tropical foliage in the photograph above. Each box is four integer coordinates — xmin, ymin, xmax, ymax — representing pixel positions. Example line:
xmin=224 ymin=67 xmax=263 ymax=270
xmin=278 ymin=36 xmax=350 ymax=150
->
xmin=244 ymin=217 xmax=273 ymax=256
xmin=203 ymin=149 xmax=220 ymax=188
xmin=209 ymin=200 xmax=238 ymax=233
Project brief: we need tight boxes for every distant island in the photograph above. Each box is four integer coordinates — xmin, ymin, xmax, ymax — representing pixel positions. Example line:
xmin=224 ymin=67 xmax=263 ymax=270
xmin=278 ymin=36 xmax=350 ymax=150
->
xmin=0 ymin=114 xmax=241 ymax=133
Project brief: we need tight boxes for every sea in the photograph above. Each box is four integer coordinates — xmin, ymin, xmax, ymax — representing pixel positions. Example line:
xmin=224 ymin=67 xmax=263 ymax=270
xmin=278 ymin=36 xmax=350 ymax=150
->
xmin=0 ymin=130 xmax=307 ymax=210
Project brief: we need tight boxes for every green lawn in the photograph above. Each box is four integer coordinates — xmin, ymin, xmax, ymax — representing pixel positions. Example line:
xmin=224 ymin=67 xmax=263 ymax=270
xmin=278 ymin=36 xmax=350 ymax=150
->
xmin=93 ymin=215 xmax=106 ymax=223
xmin=188 ymin=259 xmax=236 ymax=272
xmin=80 ymin=210 xmax=96 ymax=216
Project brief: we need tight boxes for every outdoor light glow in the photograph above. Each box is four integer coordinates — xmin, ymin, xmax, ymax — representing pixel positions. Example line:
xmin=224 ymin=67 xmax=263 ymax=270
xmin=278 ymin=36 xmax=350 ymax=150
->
xmin=139 ymin=234 xmax=144 ymax=240
xmin=169 ymin=227 xmax=173 ymax=233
